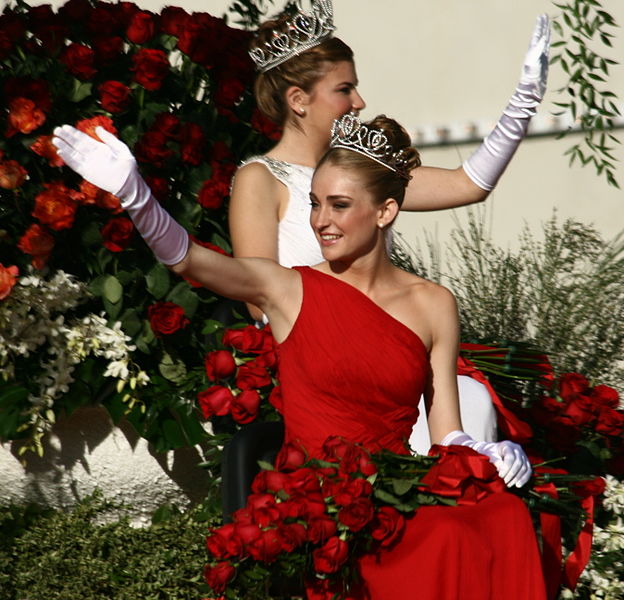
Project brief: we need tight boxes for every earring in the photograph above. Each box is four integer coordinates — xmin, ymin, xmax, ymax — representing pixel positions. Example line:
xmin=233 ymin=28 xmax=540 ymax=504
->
xmin=299 ymin=108 xmax=306 ymax=116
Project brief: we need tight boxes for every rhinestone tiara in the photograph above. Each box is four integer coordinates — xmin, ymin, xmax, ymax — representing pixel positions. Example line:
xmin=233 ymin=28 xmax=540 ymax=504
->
xmin=330 ymin=113 xmax=413 ymax=180
xmin=249 ymin=0 xmax=336 ymax=73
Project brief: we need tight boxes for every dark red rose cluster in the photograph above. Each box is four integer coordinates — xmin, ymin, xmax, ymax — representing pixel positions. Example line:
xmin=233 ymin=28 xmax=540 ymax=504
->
xmin=203 ymin=436 xmax=406 ymax=597
xmin=198 ymin=326 xmax=278 ymax=425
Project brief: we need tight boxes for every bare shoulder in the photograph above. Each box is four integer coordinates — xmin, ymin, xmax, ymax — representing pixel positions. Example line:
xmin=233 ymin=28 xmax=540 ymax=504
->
xmin=231 ymin=161 xmax=281 ymax=196
xmin=396 ymin=269 xmax=456 ymax=310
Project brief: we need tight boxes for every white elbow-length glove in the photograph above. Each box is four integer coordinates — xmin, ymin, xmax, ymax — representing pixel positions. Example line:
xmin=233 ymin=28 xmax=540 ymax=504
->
xmin=440 ymin=430 xmax=532 ymax=488
xmin=52 ymin=125 xmax=188 ymax=265
xmin=462 ymin=14 xmax=551 ymax=191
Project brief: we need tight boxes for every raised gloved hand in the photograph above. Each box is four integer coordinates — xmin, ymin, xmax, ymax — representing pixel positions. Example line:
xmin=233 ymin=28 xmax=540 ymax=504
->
xmin=440 ymin=430 xmax=532 ymax=488
xmin=462 ymin=14 xmax=551 ymax=191
xmin=53 ymin=125 xmax=188 ymax=265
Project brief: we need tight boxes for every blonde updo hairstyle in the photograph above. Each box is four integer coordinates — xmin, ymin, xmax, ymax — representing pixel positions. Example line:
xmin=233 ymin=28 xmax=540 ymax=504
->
xmin=317 ymin=115 xmax=421 ymax=208
xmin=251 ymin=12 xmax=354 ymax=126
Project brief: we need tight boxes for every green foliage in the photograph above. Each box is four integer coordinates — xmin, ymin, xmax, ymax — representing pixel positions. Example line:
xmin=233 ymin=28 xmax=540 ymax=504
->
xmin=0 ymin=494 xmax=219 ymax=600
xmin=411 ymin=209 xmax=624 ymax=387
xmin=551 ymin=0 xmax=621 ymax=188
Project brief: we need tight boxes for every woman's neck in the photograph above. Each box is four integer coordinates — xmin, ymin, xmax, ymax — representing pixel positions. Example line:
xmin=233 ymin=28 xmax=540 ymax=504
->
xmin=266 ymin=122 xmax=328 ymax=167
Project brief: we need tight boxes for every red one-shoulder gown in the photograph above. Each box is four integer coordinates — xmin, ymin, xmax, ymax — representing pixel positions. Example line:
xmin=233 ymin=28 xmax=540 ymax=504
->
xmin=277 ymin=267 xmax=546 ymax=600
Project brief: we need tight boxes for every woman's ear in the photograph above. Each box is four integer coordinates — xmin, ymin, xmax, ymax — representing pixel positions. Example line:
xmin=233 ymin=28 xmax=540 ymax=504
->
xmin=285 ymin=85 xmax=309 ymax=117
xmin=377 ymin=198 xmax=400 ymax=229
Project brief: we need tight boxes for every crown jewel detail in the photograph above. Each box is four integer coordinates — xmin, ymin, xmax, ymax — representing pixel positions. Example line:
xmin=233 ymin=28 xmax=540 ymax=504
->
xmin=249 ymin=0 xmax=336 ymax=73
xmin=330 ymin=114 xmax=413 ymax=180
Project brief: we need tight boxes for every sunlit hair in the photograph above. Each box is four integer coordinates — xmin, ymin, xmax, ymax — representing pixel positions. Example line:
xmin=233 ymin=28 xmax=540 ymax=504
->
xmin=251 ymin=12 xmax=353 ymax=126
xmin=316 ymin=115 xmax=421 ymax=207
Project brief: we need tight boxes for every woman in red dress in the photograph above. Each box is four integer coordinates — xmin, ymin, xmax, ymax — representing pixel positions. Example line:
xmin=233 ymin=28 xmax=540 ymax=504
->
xmin=52 ymin=112 xmax=546 ymax=599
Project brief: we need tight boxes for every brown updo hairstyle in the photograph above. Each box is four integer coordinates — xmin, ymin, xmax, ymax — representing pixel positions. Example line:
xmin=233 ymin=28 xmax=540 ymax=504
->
xmin=316 ymin=115 xmax=421 ymax=207
xmin=251 ymin=12 xmax=354 ymax=126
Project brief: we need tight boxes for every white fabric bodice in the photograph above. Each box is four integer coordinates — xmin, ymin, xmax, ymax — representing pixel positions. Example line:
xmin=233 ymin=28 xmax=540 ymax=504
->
xmin=241 ymin=156 xmax=322 ymax=268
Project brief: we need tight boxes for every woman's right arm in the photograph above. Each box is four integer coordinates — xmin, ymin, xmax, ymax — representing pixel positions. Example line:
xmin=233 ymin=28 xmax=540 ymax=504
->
xmin=228 ymin=163 xmax=285 ymax=321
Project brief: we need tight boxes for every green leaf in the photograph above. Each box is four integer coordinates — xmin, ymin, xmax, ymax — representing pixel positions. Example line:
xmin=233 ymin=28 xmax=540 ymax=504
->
xmin=373 ymin=488 xmax=400 ymax=505
xmin=159 ymin=352 xmax=187 ymax=383
xmin=167 ymin=282 xmax=199 ymax=318
xmin=146 ymin=263 xmax=171 ymax=299
xmin=102 ymin=275 xmax=123 ymax=304
xmin=202 ymin=319 xmax=224 ymax=335
xmin=392 ymin=478 xmax=415 ymax=496
xmin=69 ymin=79 xmax=93 ymax=103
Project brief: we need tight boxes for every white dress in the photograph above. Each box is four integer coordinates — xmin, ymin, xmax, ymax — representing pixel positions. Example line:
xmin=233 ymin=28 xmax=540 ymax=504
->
xmin=238 ymin=156 xmax=497 ymax=450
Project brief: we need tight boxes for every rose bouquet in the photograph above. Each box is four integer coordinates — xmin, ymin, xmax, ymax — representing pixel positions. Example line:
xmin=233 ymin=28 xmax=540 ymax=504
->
xmin=0 ymin=0 xmax=279 ymax=452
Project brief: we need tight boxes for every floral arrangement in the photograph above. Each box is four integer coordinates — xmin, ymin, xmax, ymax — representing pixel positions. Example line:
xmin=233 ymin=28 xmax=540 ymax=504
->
xmin=203 ymin=436 xmax=512 ymax=599
xmin=0 ymin=0 xmax=278 ymax=452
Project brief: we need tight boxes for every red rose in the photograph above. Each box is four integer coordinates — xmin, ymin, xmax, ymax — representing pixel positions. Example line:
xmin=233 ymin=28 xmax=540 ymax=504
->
xmin=79 ymin=180 xmax=121 ymax=213
xmin=590 ymin=384 xmax=620 ymax=409
xmin=132 ymin=48 xmax=169 ymax=91
xmin=31 ymin=135 xmax=63 ymax=167
xmin=198 ymin=385 xmax=234 ymax=418
xmin=204 ymin=350 xmax=236 ymax=381
xmin=231 ymin=390 xmax=261 ymax=424
xmin=251 ymin=108 xmax=282 ymax=141
xmin=332 ymin=478 xmax=373 ymax=507
xmin=595 ymin=406 xmax=624 ymax=437
xmin=126 ymin=10 xmax=156 ymax=44
xmin=147 ymin=301 xmax=189 ymax=336
xmin=306 ymin=515 xmax=338 ymax=544
xmin=92 ymin=35 xmax=124 ymax=66
xmin=312 ymin=536 xmax=349 ymax=574
xmin=222 ymin=325 xmax=271 ymax=354
xmin=32 ymin=182 xmax=79 ymax=231
xmin=280 ymin=492 xmax=326 ymax=521
xmin=176 ymin=13 xmax=221 ymax=66
xmin=203 ymin=562 xmax=235 ymax=595
xmin=134 ymin=131 xmax=172 ymax=168
xmin=160 ymin=6 xmax=189 ymax=37
xmin=99 ymin=81 xmax=131 ymax=114
xmin=286 ymin=467 xmax=322 ymax=495
xmin=60 ymin=43 xmax=96 ymax=79
xmin=339 ymin=445 xmax=377 ymax=477
xmin=101 ymin=217 xmax=134 ymax=252
xmin=76 ymin=115 xmax=118 ymax=141
xmin=206 ymin=523 xmax=243 ymax=559
xmin=6 ymin=97 xmax=45 ymax=137
xmin=560 ymin=394 xmax=598 ymax=427
xmin=145 ymin=176 xmax=169 ymax=202
xmin=278 ymin=522 xmax=307 ymax=552
xmin=209 ymin=141 xmax=233 ymax=163
xmin=152 ymin=113 xmax=181 ymax=139
xmin=215 ymin=78 xmax=245 ymax=108
xmin=247 ymin=493 xmax=281 ymax=528
xmin=370 ymin=506 xmax=405 ymax=547
xmin=4 ymin=77 xmax=51 ymax=112
xmin=571 ymin=477 xmax=606 ymax=499
xmin=251 ymin=469 xmax=290 ymax=494
xmin=180 ymin=122 xmax=205 ymax=166
xmin=247 ymin=528 xmax=284 ymax=563
xmin=17 ymin=223 xmax=54 ymax=269
xmin=0 ymin=158 xmax=27 ymax=189
xmin=337 ymin=497 xmax=374 ymax=532
xmin=559 ymin=373 xmax=590 ymax=399
xmin=58 ymin=0 xmax=92 ymax=23
xmin=0 ymin=264 xmax=19 ymax=300
xmin=235 ymin=362 xmax=272 ymax=390
xmin=233 ymin=522 xmax=261 ymax=547
xmin=198 ymin=177 xmax=229 ymax=210
xmin=274 ymin=441 xmax=307 ymax=471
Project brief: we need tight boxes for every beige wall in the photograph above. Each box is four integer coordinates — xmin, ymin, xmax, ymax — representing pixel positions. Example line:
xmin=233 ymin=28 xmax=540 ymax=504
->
xmin=29 ymin=0 xmax=624 ymax=249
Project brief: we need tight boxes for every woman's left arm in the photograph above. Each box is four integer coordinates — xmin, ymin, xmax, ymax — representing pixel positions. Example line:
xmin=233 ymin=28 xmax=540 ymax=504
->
xmin=402 ymin=14 xmax=550 ymax=212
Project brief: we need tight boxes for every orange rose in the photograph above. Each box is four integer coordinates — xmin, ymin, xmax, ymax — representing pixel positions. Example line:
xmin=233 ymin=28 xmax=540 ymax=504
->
xmin=76 ymin=115 xmax=117 ymax=141
xmin=30 ymin=135 xmax=64 ymax=167
xmin=6 ymin=97 xmax=46 ymax=137
xmin=0 ymin=264 xmax=19 ymax=300
xmin=17 ymin=223 xmax=55 ymax=269
xmin=32 ymin=181 xmax=79 ymax=231
xmin=0 ymin=159 xmax=27 ymax=189
xmin=79 ymin=180 xmax=122 ymax=213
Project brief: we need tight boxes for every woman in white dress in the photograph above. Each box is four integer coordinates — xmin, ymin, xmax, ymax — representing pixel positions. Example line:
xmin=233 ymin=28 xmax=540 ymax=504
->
xmin=228 ymin=2 xmax=550 ymax=452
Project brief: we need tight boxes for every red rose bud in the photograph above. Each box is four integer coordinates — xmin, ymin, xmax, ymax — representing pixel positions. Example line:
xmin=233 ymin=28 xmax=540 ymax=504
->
xmin=126 ymin=10 xmax=157 ymax=44
xmin=0 ymin=158 xmax=27 ymax=189
xmin=222 ymin=325 xmax=268 ymax=353
xmin=151 ymin=112 xmax=181 ymax=139
xmin=206 ymin=523 xmax=243 ymax=560
xmin=93 ymin=36 xmax=124 ymax=66
xmin=32 ymin=182 xmax=79 ymax=231
xmin=312 ymin=536 xmax=349 ymax=574
xmin=101 ymin=217 xmax=134 ymax=252
xmin=278 ymin=522 xmax=307 ymax=552
xmin=132 ymin=48 xmax=169 ymax=91
xmin=0 ymin=264 xmax=19 ymax=300
xmin=31 ymin=135 xmax=63 ymax=167
xmin=99 ymin=80 xmax=131 ymax=113
xmin=60 ymin=42 xmax=96 ymax=79
xmin=595 ymin=406 xmax=624 ymax=437
xmin=268 ymin=385 xmax=284 ymax=413
xmin=235 ymin=362 xmax=272 ymax=390
xmin=197 ymin=385 xmax=234 ymax=418
xmin=180 ymin=122 xmax=205 ymax=166
xmin=337 ymin=497 xmax=374 ymax=532
xmin=247 ymin=528 xmax=283 ymax=563
xmin=306 ymin=515 xmax=338 ymax=545
xmin=370 ymin=506 xmax=405 ymax=547
xmin=147 ymin=301 xmax=189 ymax=336
xmin=231 ymin=390 xmax=261 ymax=424
xmin=203 ymin=562 xmax=235 ymax=595
xmin=160 ymin=6 xmax=189 ymax=37
xmin=274 ymin=441 xmax=307 ymax=471
xmin=559 ymin=372 xmax=590 ymax=399
xmin=251 ymin=469 xmax=290 ymax=494
xmin=204 ymin=350 xmax=236 ymax=381
xmin=17 ymin=223 xmax=54 ymax=269
xmin=590 ymin=384 xmax=620 ymax=409
xmin=6 ymin=97 xmax=46 ymax=137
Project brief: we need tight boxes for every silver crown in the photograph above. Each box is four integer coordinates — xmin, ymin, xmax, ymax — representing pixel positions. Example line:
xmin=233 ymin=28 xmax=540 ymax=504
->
xmin=330 ymin=113 xmax=413 ymax=180
xmin=249 ymin=0 xmax=336 ymax=73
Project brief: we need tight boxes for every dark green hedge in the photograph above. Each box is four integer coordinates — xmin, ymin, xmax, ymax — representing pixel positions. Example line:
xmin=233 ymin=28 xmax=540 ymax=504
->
xmin=0 ymin=495 xmax=216 ymax=600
